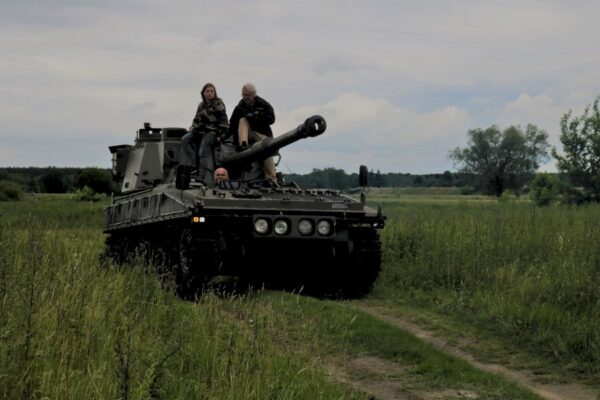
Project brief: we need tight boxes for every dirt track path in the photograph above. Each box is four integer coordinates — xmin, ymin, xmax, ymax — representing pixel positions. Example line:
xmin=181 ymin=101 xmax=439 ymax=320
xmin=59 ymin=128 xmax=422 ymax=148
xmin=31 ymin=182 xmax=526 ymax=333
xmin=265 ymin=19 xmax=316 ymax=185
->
xmin=327 ymin=355 xmax=479 ymax=400
xmin=349 ymin=304 xmax=599 ymax=400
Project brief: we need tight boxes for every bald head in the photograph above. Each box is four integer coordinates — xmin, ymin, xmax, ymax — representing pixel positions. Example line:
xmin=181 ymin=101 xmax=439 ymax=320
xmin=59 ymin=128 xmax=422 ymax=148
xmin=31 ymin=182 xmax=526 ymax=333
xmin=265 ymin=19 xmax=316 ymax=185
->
xmin=214 ymin=167 xmax=229 ymax=183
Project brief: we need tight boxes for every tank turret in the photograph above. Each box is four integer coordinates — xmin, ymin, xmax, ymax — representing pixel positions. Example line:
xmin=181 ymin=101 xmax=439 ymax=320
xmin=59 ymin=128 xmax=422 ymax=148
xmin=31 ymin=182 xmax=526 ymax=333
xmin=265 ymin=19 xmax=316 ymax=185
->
xmin=109 ymin=123 xmax=187 ymax=193
xmin=111 ymin=115 xmax=326 ymax=192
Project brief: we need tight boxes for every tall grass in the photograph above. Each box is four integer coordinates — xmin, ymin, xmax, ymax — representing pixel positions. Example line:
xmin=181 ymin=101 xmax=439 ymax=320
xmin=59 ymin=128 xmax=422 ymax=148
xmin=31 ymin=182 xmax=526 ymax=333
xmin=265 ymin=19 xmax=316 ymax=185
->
xmin=378 ymin=201 xmax=600 ymax=370
xmin=0 ymin=197 xmax=360 ymax=399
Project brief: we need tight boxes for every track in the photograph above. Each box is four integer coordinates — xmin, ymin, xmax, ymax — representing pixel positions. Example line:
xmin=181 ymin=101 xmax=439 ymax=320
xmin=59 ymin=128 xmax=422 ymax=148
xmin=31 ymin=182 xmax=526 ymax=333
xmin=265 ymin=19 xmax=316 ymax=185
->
xmin=344 ymin=304 xmax=599 ymax=400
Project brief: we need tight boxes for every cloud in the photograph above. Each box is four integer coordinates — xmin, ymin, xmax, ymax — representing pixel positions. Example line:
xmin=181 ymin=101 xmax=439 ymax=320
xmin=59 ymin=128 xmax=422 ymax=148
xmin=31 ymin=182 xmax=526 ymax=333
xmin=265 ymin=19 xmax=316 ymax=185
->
xmin=312 ymin=58 xmax=381 ymax=76
xmin=276 ymin=93 xmax=472 ymax=141
xmin=497 ymin=94 xmax=559 ymax=129
xmin=275 ymin=93 xmax=473 ymax=173
xmin=126 ymin=102 xmax=157 ymax=113
xmin=1 ymin=1 xmax=600 ymax=174
xmin=495 ymin=92 xmax=599 ymax=150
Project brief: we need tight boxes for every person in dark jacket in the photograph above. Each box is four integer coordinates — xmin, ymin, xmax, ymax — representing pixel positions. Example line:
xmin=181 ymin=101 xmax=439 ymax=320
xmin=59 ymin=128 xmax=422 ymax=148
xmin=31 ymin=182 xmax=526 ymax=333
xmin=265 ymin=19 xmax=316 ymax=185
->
xmin=180 ymin=82 xmax=229 ymax=185
xmin=228 ymin=83 xmax=276 ymax=181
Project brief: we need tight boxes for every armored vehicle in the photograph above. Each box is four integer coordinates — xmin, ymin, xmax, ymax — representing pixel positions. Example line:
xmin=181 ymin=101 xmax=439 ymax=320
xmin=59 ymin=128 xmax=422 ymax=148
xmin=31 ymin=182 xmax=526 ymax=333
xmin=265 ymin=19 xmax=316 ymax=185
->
xmin=104 ymin=115 xmax=385 ymax=297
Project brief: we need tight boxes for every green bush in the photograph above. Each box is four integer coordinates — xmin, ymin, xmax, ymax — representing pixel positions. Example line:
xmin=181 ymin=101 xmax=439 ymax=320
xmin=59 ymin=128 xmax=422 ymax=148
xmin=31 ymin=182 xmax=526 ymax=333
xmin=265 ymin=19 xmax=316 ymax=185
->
xmin=498 ymin=190 xmax=516 ymax=203
xmin=459 ymin=185 xmax=476 ymax=195
xmin=77 ymin=167 xmax=113 ymax=194
xmin=530 ymin=173 xmax=560 ymax=206
xmin=72 ymin=185 xmax=106 ymax=202
xmin=0 ymin=180 xmax=24 ymax=201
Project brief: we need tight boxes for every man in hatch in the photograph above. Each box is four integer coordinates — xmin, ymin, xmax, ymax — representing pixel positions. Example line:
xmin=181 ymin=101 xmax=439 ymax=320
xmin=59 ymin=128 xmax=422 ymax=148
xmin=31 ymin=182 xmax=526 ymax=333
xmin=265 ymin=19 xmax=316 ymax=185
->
xmin=213 ymin=167 xmax=229 ymax=184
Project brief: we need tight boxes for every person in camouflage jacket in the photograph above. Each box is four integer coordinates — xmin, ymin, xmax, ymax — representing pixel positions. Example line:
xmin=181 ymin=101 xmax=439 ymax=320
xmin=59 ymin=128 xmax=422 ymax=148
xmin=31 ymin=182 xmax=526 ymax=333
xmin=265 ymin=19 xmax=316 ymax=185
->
xmin=180 ymin=83 xmax=229 ymax=185
xmin=189 ymin=85 xmax=229 ymax=136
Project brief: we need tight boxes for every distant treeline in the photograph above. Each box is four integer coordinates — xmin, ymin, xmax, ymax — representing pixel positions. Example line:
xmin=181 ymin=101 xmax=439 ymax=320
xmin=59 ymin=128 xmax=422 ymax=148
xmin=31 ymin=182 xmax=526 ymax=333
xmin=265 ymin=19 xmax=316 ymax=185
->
xmin=1 ymin=166 xmax=478 ymax=193
xmin=0 ymin=167 xmax=114 ymax=194
xmin=286 ymin=168 xmax=477 ymax=190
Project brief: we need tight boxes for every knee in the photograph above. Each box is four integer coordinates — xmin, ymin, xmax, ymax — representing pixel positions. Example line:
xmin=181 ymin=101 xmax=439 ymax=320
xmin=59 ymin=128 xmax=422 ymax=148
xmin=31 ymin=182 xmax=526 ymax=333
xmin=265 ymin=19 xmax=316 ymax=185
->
xmin=181 ymin=132 xmax=193 ymax=145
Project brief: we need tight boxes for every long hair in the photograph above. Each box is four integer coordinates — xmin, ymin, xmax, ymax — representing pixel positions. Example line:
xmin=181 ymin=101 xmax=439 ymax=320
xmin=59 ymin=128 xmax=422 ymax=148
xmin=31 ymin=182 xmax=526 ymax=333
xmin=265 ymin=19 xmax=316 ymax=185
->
xmin=201 ymin=82 xmax=219 ymax=103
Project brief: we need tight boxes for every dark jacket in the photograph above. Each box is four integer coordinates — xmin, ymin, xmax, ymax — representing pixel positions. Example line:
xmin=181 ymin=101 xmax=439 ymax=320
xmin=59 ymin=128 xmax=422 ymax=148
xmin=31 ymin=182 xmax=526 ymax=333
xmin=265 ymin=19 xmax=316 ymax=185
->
xmin=228 ymin=95 xmax=275 ymax=143
xmin=190 ymin=98 xmax=229 ymax=137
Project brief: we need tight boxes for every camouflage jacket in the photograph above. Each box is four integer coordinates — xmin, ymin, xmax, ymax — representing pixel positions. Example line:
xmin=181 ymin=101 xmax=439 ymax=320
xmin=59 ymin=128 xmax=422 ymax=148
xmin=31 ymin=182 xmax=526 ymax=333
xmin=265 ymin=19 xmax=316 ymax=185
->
xmin=190 ymin=98 xmax=229 ymax=137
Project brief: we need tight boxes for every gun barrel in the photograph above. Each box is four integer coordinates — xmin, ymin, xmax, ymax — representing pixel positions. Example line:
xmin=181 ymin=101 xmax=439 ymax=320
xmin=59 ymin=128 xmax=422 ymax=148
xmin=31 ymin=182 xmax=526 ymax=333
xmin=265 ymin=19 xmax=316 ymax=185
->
xmin=222 ymin=115 xmax=326 ymax=168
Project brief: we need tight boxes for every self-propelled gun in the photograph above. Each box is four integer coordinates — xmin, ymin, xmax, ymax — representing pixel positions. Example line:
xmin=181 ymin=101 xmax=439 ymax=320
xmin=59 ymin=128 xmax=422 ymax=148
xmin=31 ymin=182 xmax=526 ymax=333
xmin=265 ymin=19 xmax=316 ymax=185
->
xmin=104 ymin=115 xmax=385 ymax=297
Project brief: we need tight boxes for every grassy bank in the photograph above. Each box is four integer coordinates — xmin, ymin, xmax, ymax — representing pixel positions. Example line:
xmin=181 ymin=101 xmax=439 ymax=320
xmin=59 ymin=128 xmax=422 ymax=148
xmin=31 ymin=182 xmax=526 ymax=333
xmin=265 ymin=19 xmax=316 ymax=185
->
xmin=3 ymin=193 xmax=597 ymax=397
xmin=259 ymin=292 xmax=541 ymax=399
xmin=376 ymin=199 xmax=600 ymax=377
xmin=0 ymin=197 xmax=360 ymax=399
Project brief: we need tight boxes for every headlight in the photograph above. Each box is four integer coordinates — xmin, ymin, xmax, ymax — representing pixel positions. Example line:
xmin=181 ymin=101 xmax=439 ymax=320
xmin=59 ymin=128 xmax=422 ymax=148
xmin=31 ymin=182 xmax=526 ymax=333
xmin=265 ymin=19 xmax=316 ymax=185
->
xmin=317 ymin=220 xmax=332 ymax=236
xmin=274 ymin=219 xmax=289 ymax=235
xmin=254 ymin=218 xmax=269 ymax=234
xmin=298 ymin=219 xmax=314 ymax=235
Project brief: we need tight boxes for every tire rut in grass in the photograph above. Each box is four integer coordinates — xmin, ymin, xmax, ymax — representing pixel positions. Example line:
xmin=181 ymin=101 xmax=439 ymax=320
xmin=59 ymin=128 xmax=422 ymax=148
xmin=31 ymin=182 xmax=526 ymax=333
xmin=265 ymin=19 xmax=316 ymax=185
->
xmin=326 ymin=355 xmax=416 ymax=400
xmin=353 ymin=305 xmax=599 ymax=400
xmin=326 ymin=355 xmax=479 ymax=400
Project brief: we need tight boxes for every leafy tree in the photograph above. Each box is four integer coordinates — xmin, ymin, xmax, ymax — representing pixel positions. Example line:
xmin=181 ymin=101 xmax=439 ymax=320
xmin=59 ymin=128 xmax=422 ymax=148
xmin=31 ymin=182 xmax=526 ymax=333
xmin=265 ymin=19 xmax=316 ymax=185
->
xmin=321 ymin=167 xmax=350 ymax=188
xmin=77 ymin=168 xmax=113 ymax=194
xmin=449 ymin=125 xmax=549 ymax=196
xmin=552 ymin=96 xmax=600 ymax=202
xmin=0 ymin=180 xmax=24 ymax=201
xmin=27 ymin=178 xmax=42 ymax=193
xmin=372 ymin=169 xmax=385 ymax=187
xmin=40 ymin=171 xmax=70 ymax=193
xmin=530 ymin=173 xmax=560 ymax=206
xmin=286 ymin=167 xmax=351 ymax=189
xmin=412 ymin=176 xmax=423 ymax=186
xmin=441 ymin=170 xmax=453 ymax=186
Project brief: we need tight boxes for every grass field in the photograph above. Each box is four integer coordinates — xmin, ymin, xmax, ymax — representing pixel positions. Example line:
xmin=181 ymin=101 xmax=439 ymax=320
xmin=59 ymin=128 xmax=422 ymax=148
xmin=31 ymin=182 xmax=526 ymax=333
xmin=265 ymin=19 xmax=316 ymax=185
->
xmin=371 ymin=190 xmax=600 ymax=379
xmin=2 ymin=191 xmax=599 ymax=398
xmin=0 ymin=196 xmax=363 ymax=399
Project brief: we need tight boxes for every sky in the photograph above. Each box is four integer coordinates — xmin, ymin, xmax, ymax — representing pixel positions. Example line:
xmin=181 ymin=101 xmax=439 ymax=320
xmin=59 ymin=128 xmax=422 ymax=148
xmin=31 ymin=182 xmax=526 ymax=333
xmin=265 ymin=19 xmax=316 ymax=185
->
xmin=1 ymin=1 xmax=599 ymax=174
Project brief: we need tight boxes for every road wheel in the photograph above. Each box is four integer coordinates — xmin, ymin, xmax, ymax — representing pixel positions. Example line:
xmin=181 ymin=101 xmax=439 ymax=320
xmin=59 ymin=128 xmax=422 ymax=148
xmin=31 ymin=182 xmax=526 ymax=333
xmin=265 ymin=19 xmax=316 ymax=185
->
xmin=336 ymin=227 xmax=382 ymax=298
xmin=176 ymin=229 xmax=220 ymax=297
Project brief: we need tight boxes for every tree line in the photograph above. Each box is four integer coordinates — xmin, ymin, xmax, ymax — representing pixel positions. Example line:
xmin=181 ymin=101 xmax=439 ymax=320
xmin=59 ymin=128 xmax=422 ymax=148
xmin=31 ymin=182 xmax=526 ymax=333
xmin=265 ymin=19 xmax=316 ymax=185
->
xmin=286 ymin=169 xmax=476 ymax=190
xmin=0 ymin=167 xmax=114 ymax=196
xmin=2 ymin=95 xmax=598 ymax=204
xmin=450 ymin=95 xmax=600 ymax=204
xmin=0 ymin=166 xmax=478 ymax=196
